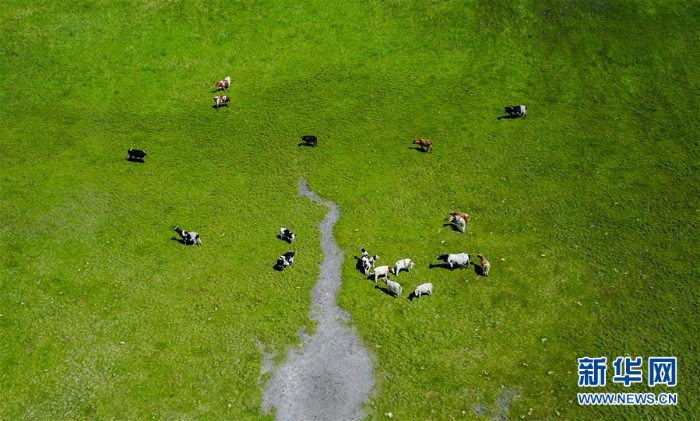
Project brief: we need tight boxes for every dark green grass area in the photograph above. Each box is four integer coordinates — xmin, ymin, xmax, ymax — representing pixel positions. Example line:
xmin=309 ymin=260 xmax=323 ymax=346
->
xmin=1 ymin=1 xmax=699 ymax=419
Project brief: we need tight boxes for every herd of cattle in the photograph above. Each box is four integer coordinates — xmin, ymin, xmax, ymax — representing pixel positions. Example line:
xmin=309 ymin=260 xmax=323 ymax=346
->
xmin=127 ymin=75 xmax=523 ymax=299
xmin=354 ymin=215 xmax=492 ymax=300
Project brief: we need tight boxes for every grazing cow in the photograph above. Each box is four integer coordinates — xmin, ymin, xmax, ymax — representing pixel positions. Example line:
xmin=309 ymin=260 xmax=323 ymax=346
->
xmin=276 ymin=251 xmax=296 ymax=270
xmin=412 ymin=138 xmax=433 ymax=152
xmin=505 ymin=105 xmax=527 ymax=119
xmin=449 ymin=211 xmax=470 ymax=232
xmin=371 ymin=265 xmax=393 ymax=282
xmin=413 ymin=283 xmax=433 ymax=298
xmin=437 ymin=252 xmax=471 ymax=269
xmin=280 ymin=227 xmax=296 ymax=243
xmin=301 ymin=135 xmax=318 ymax=147
xmin=215 ymin=76 xmax=231 ymax=92
xmin=128 ymin=148 xmax=147 ymax=162
xmin=477 ymin=253 xmax=491 ymax=276
xmin=213 ymin=95 xmax=230 ymax=108
xmin=360 ymin=247 xmax=379 ymax=275
xmin=393 ymin=258 xmax=415 ymax=276
xmin=174 ymin=226 xmax=202 ymax=246
xmin=381 ymin=278 xmax=403 ymax=297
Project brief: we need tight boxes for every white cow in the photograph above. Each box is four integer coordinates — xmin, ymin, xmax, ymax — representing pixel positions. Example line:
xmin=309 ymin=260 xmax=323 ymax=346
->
xmin=437 ymin=252 xmax=471 ymax=269
xmin=393 ymin=258 xmax=415 ymax=276
xmin=371 ymin=265 xmax=393 ymax=282
xmin=383 ymin=278 xmax=402 ymax=297
xmin=413 ymin=283 xmax=433 ymax=298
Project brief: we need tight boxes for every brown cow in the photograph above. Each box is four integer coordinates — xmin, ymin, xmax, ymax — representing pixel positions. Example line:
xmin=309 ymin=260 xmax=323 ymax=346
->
xmin=477 ymin=253 xmax=491 ymax=276
xmin=412 ymin=138 xmax=433 ymax=153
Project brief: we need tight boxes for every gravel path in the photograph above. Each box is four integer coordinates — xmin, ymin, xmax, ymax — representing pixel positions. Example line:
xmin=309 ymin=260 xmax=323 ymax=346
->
xmin=262 ymin=179 xmax=375 ymax=421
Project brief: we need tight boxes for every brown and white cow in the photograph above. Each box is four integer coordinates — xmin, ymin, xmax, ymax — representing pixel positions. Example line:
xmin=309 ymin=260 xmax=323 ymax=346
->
xmin=213 ymin=95 xmax=230 ymax=108
xmin=215 ymin=76 xmax=231 ymax=92
xmin=449 ymin=211 xmax=470 ymax=232
xmin=412 ymin=138 xmax=433 ymax=153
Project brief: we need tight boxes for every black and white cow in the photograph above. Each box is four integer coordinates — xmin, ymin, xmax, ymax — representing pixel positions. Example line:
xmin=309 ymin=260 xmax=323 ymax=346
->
xmin=276 ymin=251 xmax=296 ymax=270
xmin=301 ymin=135 xmax=318 ymax=147
xmin=128 ymin=148 xmax=147 ymax=162
xmin=360 ymin=247 xmax=379 ymax=275
xmin=437 ymin=252 xmax=471 ymax=270
xmin=280 ymin=227 xmax=296 ymax=243
xmin=174 ymin=226 xmax=202 ymax=246
xmin=505 ymin=105 xmax=527 ymax=119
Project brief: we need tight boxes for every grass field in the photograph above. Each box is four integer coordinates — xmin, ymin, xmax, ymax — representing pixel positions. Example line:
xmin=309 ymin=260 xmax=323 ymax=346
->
xmin=1 ymin=1 xmax=699 ymax=419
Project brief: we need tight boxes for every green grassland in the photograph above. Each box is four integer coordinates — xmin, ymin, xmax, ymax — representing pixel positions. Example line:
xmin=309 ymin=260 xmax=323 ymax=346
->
xmin=1 ymin=1 xmax=698 ymax=419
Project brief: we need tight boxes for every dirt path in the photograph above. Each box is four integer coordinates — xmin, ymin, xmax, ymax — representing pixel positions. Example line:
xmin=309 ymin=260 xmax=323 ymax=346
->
xmin=262 ymin=179 xmax=375 ymax=421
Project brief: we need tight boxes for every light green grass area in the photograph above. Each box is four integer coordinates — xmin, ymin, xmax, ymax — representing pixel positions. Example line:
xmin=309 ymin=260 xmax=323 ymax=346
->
xmin=1 ymin=1 xmax=698 ymax=419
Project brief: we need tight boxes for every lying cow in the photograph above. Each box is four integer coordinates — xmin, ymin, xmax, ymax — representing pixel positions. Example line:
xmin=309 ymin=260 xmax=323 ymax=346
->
xmin=128 ymin=148 xmax=147 ymax=162
xmin=449 ymin=211 xmax=470 ymax=233
xmin=174 ymin=226 xmax=202 ymax=246
xmin=301 ymin=135 xmax=318 ymax=147
xmin=412 ymin=138 xmax=433 ymax=153
xmin=505 ymin=105 xmax=527 ymax=119
xmin=215 ymin=76 xmax=231 ymax=92
xmin=437 ymin=252 xmax=471 ymax=270
xmin=280 ymin=227 xmax=296 ymax=243
xmin=214 ymin=95 xmax=230 ymax=108
xmin=360 ymin=247 xmax=379 ymax=275
xmin=276 ymin=251 xmax=296 ymax=270
xmin=381 ymin=278 xmax=402 ymax=298
xmin=393 ymin=258 xmax=415 ymax=276
xmin=413 ymin=283 xmax=433 ymax=298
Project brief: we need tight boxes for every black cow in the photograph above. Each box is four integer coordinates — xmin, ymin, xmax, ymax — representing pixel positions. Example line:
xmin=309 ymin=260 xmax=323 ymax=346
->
xmin=504 ymin=105 xmax=527 ymax=119
xmin=301 ymin=135 xmax=318 ymax=147
xmin=128 ymin=148 xmax=147 ymax=162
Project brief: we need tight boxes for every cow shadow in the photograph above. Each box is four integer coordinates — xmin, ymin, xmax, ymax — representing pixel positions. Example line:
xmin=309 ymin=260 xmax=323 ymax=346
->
xmin=211 ymin=88 xmax=226 ymax=93
xmin=273 ymin=264 xmax=286 ymax=272
xmin=442 ymin=222 xmax=464 ymax=232
xmin=212 ymin=104 xmax=229 ymax=109
xmin=497 ymin=114 xmax=520 ymax=120
xmin=126 ymin=157 xmax=145 ymax=163
xmin=409 ymin=146 xmax=430 ymax=153
xmin=374 ymin=285 xmax=399 ymax=298
xmin=429 ymin=262 xmax=459 ymax=271
xmin=473 ymin=263 xmax=487 ymax=276
xmin=171 ymin=237 xmax=189 ymax=246
xmin=353 ymin=256 xmax=365 ymax=272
